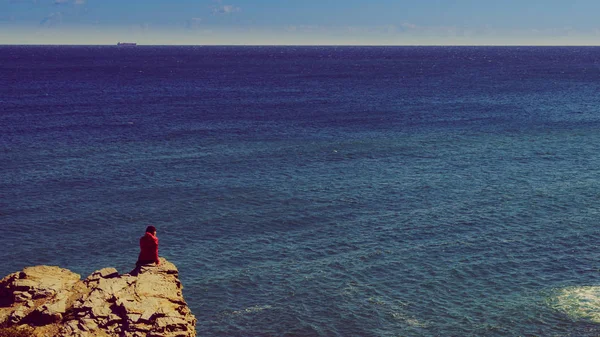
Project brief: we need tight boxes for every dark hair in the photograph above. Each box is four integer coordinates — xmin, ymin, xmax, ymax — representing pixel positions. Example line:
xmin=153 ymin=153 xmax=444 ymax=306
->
xmin=145 ymin=225 xmax=157 ymax=233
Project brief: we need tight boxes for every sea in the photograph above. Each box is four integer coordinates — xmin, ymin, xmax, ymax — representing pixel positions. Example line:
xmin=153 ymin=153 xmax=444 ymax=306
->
xmin=2 ymin=45 xmax=600 ymax=336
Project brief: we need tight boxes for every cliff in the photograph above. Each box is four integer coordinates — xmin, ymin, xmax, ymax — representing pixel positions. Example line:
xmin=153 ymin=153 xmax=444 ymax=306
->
xmin=0 ymin=257 xmax=196 ymax=337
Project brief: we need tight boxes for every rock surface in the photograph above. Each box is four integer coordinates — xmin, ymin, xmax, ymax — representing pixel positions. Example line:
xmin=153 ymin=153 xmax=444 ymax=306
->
xmin=0 ymin=258 xmax=196 ymax=337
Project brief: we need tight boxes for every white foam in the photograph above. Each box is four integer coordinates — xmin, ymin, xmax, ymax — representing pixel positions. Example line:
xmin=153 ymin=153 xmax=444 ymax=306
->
xmin=553 ymin=286 xmax=600 ymax=323
xmin=230 ymin=304 xmax=273 ymax=316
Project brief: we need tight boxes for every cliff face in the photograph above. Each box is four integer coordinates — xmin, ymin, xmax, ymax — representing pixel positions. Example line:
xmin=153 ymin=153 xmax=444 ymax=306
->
xmin=0 ymin=258 xmax=196 ymax=337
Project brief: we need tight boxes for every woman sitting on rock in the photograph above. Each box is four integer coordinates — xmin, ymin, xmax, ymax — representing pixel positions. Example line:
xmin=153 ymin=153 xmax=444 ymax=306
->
xmin=137 ymin=225 xmax=160 ymax=266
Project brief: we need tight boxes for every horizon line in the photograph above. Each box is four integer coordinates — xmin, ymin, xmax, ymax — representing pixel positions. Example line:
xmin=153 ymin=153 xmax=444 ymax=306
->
xmin=2 ymin=43 xmax=600 ymax=47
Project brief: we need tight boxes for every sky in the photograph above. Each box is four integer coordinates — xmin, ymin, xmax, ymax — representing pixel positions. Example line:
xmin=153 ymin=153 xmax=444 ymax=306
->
xmin=3 ymin=0 xmax=600 ymax=45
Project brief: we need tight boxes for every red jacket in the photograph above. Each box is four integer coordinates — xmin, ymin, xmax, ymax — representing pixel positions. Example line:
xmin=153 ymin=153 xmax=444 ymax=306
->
xmin=138 ymin=232 xmax=159 ymax=264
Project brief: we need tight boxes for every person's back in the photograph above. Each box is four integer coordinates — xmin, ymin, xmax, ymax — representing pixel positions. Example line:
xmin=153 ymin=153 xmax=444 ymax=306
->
xmin=137 ymin=225 xmax=160 ymax=266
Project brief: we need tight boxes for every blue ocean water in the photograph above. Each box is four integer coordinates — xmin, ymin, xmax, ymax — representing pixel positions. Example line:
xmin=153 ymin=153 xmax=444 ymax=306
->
xmin=2 ymin=45 xmax=600 ymax=336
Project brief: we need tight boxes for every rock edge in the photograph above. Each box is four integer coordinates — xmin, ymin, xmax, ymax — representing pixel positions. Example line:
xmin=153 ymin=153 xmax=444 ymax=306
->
xmin=0 ymin=257 xmax=196 ymax=337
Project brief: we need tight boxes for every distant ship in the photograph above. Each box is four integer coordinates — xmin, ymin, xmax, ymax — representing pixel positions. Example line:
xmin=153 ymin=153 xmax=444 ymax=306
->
xmin=117 ymin=42 xmax=137 ymax=46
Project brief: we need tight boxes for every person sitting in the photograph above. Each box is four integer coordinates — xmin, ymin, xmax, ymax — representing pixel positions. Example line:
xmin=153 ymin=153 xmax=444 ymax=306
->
xmin=137 ymin=225 xmax=160 ymax=266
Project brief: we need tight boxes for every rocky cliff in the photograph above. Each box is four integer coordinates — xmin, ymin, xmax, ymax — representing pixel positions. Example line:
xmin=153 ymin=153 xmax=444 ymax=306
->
xmin=0 ymin=257 xmax=196 ymax=337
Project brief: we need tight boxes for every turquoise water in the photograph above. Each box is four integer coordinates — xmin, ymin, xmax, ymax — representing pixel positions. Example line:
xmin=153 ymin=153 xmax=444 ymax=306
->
xmin=3 ymin=46 xmax=600 ymax=336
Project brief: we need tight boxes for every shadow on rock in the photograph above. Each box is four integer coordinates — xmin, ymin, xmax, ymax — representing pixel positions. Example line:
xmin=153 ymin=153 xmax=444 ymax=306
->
xmin=0 ymin=257 xmax=196 ymax=337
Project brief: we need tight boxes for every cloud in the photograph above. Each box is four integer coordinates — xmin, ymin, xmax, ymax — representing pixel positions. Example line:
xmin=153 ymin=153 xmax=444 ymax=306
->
xmin=8 ymin=0 xmax=83 ymax=4
xmin=54 ymin=0 xmax=85 ymax=5
xmin=212 ymin=4 xmax=240 ymax=14
xmin=39 ymin=12 xmax=62 ymax=26
xmin=342 ymin=24 xmax=406 ymax=35
xmin=401 ymin=22 xmax=417 ymax=30
xmin=0 ymin=15 xmax=15 ymax=22
xmin=138 ymin=23 xmax=150 ymax=31
xmin=285 ymin=25 xmax=321 ymax=33
xmin=186 ymin=17 xmax=202 ymax=29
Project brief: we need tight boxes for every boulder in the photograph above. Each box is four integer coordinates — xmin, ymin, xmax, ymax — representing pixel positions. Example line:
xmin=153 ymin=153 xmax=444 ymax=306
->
xmin=0 ymin=257 xmax=196 ymax=337
xmin=0 ymin=266 xmax=80 ymax=304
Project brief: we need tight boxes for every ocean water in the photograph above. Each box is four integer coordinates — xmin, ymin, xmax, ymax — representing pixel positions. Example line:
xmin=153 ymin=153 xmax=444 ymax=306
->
xmin=3 ymin=45 xmax=600 ymax=336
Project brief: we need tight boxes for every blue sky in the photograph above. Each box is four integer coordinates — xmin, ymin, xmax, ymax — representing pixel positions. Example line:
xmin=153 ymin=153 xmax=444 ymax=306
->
xmin=2 ymin=0 xmax=600 ymax=45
